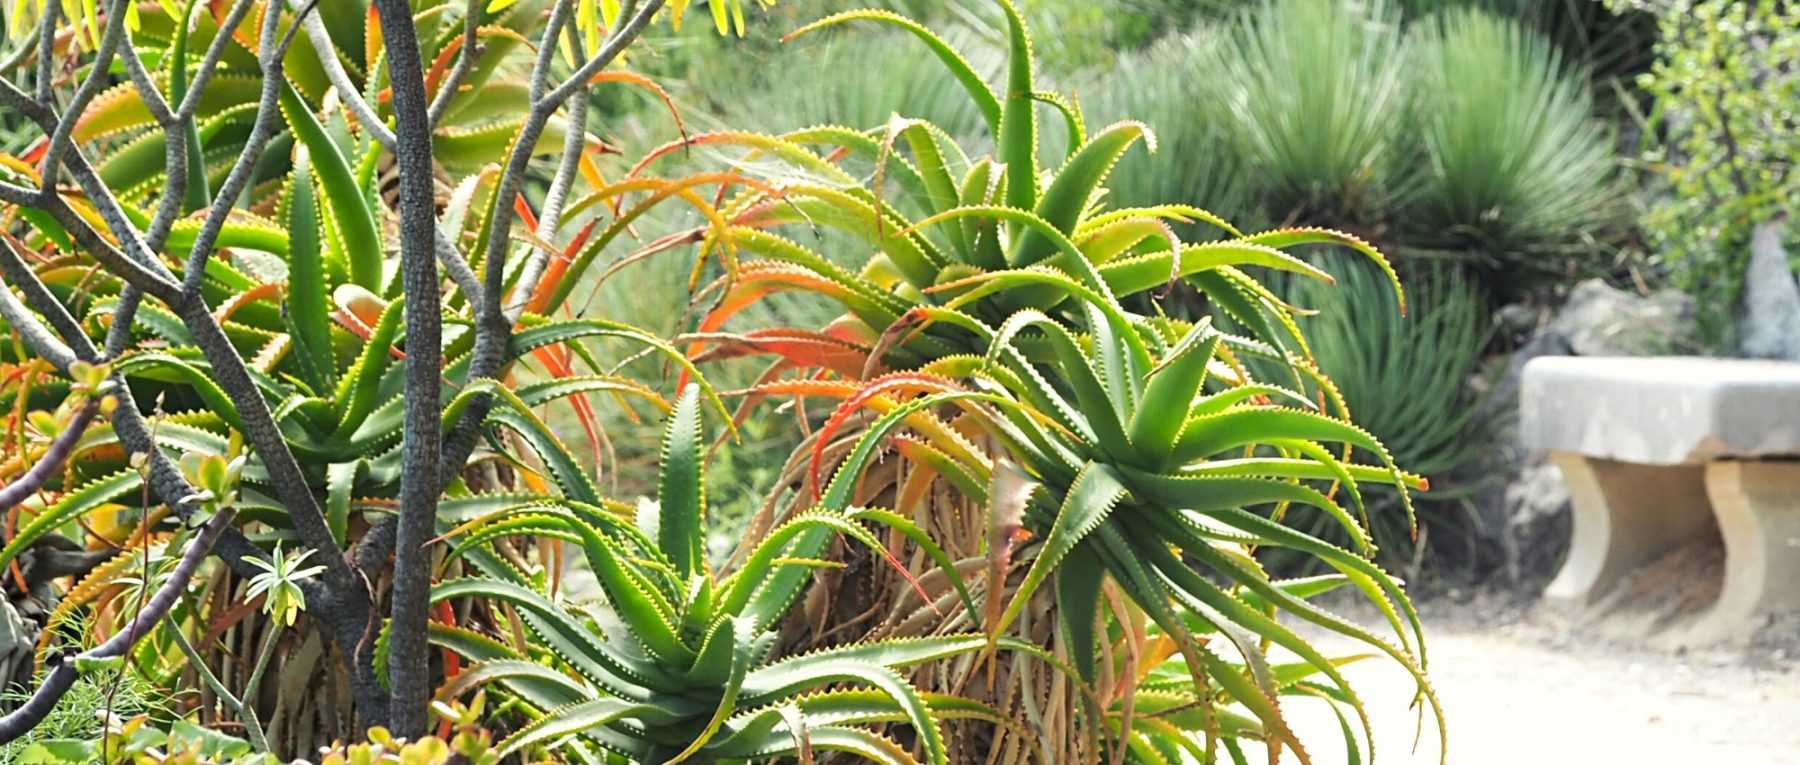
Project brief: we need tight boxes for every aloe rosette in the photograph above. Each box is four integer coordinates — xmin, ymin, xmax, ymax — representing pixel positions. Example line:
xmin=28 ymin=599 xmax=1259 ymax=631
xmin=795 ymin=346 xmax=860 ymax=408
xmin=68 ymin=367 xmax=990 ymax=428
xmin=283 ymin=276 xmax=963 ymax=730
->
xmin=426 ymin=385 xmax=1019 ymax=764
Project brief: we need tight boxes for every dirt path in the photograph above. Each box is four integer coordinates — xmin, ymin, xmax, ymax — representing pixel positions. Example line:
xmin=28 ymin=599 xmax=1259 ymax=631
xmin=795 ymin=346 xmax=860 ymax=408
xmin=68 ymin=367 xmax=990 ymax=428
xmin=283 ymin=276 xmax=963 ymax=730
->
xmin=1271 ymin=598 xmax=1800 ymax=764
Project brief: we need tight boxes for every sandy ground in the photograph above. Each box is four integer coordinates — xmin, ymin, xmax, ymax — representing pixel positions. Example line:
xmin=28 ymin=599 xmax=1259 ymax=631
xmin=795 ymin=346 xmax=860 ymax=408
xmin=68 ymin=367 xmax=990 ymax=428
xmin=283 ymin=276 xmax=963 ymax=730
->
xmin=1267 ymin=596 xmax=1800 ymax=764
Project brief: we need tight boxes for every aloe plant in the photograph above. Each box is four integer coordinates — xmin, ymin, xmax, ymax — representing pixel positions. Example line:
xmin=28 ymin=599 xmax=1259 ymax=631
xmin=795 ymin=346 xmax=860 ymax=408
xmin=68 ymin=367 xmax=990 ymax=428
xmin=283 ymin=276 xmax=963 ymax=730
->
xmin=609 ymin=1 xmax=1370 ymax=391
xmin=427 ymin=385 xmax=1006 ymax=764
xmin=0 ymin=0 xmax=748 ymax=744
xmin=644 ymin=3 xmax=1449 ymax=761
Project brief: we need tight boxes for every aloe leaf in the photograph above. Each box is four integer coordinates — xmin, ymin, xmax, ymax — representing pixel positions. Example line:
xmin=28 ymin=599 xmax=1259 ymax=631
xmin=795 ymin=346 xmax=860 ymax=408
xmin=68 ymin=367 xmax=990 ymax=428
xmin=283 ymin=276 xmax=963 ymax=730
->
xmin=1054 ymin=543 xmax=1105 ymax=682
xmin=168 ymin=0 xmax=210 ymax=212
xmin=1012 ymin=121 xmax=1152 ymax=268
xmin=279 ymin=82 xmax=382 ymax=291
xmin=996 ymin=0 xmax=1037 ymax=216
xmin=656 ymin=384 xmax=706 ymax=579
xmin=450 ymin=380 xmax=602 ymax=506
xmin=495 ymin=698 xmax=671 ymax=759
xmin=1128 ymin=318 xmax=1219 ymax=467
xmin=114 ymin=352 xmax=243 ymax=432
xmin=0 ymin=471 xmax=142 ymax=571
xmin=993 ymin=462 xmax=1129 ymax=641
xmin=283 ymin=148 xmax=335 ymax=393
xmin=430 ymin=577 xmax=672 ymax=696
xmin=505 ymin=318 xmax=730 ymax=428
xmin=331 ymin=296 xmax=403 ymax=438
xmin=324 ymin=460 xmax=362 ymax=546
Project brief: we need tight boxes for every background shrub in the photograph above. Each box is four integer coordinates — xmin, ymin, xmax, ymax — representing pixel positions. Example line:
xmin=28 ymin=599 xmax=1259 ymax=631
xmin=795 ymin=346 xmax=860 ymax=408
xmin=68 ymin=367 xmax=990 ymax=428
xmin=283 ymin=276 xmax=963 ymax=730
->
xmin=1404 ymin=8 xmax=1619 ymax=298
xmin=1208 ymin=0 xmax=1409 ymax=226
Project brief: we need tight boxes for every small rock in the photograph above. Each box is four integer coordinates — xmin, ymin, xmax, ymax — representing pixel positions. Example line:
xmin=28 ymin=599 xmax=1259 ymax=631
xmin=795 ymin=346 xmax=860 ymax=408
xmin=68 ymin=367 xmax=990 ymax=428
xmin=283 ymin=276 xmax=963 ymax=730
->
xmin=1741 ymin=219 xmax=1800 ymax=361
xmin=1546 ymin=279 xmax=1696 ymax=357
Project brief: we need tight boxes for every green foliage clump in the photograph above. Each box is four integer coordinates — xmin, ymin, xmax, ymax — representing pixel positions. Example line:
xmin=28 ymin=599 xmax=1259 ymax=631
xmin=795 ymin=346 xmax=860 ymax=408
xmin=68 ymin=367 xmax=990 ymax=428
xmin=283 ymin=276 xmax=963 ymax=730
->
xmin=1615 ymin=0 xmax=1800 ymax=348
xmin=0 ymin=667 xmax=163 ymax=764
xmin=1208 ymin=0 xmax=1409 ymax=224
xmin=1405 ymin=7 xmax=1618 ymax=289
xmin=431 ymin=387 xmax=993 ymax=764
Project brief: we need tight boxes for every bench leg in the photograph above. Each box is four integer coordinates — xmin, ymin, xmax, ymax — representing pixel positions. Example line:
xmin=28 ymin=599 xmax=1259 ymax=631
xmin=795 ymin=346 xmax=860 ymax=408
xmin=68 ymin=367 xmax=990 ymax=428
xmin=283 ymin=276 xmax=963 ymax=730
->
xmin=1693 ymin=461 xmax=1800 ymax=638
xmin=1542 ymin=452 xmax=1715 ymax=607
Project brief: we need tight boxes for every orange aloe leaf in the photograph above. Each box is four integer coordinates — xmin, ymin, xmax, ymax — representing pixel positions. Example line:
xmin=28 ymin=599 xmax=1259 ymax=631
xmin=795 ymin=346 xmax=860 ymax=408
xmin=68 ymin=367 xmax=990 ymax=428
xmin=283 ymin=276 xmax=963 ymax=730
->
xmin=212 ymin=282 xmax=283 ymax=324
xmin=684 ymin=329 xmax=869 ymax=380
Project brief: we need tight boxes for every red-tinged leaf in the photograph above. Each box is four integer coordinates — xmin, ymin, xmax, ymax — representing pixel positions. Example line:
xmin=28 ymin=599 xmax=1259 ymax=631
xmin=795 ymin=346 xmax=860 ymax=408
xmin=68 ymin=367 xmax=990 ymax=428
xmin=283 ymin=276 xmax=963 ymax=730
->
xmin=512 ymin=192 xmax=539 ymax=232
xmin=522 ymin=217 xmax=600 ymax=317
xmin=589 ymin=71 xmax=688 ymax=145
xmin=625 ymin=132 xmax=855 ymax=188
xmin=423 ymin=35 xmax=465 ymax=101
xmin=528 ymin=344 xmax=606 ymax=480
xmin=808 ymin=372 xmax=965 ymax=498
xmin=364 ymin=3 xmax=382 ymax=76
xmin=685 ymin=329 xmax=870 ymax=379
xmin=213 ymin=282 xmax=283 ymax=324
xmin=689 ymin=261 xmax=855 ymax=355
xmin=334 ymin=283 xmax=386 ymax=328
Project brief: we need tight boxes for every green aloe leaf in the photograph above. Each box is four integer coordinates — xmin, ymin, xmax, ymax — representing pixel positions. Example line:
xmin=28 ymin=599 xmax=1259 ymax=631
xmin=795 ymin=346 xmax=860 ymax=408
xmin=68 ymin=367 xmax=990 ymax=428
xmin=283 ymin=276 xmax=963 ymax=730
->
xmin=655 ymin=384 xmax=706 ymax=579
xmin=283 ymin=147 xmax=335 ymax=394
xmin=279 ymin=82 xmax=382 ymax=291
xmin=331 ymin=296 xmax=404 ymax=438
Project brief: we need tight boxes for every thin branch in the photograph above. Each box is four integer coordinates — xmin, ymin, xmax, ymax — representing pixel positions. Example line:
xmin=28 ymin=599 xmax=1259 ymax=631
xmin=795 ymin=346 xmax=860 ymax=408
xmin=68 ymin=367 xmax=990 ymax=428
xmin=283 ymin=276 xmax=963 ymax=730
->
xmin=542 ymin=0 xmax=661 ymax=109
xmin=425 ymin=0 xmax=484 ymax=128
xmin=302 ymin=13 xmax=396 ymax=151
xmin=118 ymin=37 xmax=174 ymax=127
xmin=166 ymin=621 xmax=271 ymax=753
xmin=30 ymin=190 xmax=185 ymax=304
xmin=178 ymin=0 xmax=319 ymax=296
xmin=441 ymin=0 xmax=664 ymax=479
xmin=41 ymin=0 xmax=136 ymax=182
xmin=504 ymin=23 xmax=590 ymax=324
xmin=0 ymin=274 xmax=80 ymax=371
xmin=294 ymin=13 xmax=481 ymax=303
xmin=0 ymin=398 xmax=99 ymax=511
xmin=0 ymin=233 xmax=97 ymax=362
xmin=0 ymin=506 xmax=238 ymax=745
xmin=33 ymin=2 xmax=56 ymax=103
xmin=0 ymin=8 xmax=47 ymax=73
xmin=177 ymin=0 xmax=257 ymax=120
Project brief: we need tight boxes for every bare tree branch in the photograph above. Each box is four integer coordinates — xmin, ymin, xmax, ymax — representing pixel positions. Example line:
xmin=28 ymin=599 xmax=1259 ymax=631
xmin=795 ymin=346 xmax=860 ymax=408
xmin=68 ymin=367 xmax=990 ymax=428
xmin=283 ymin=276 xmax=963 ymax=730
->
xmin=301 ymin=13 xmax=396 ymax=152
xmin=0 ymin=233 xmax=97 ymax=362
xmin=0 ymin=506 xmax=238 ymax=745
xmin=0 ymin=279 xmax=79 ymax=370
xmin=0 ymin=399 xmax=99 ymax=511
xmin=178 ymin=0 xmax=319 ymax=295
xmin=178 ymin=0 xmax=258 ymax=120
xmin=426 ymin=0 xmax=484 ymax=128
xmin=440 ymin=0 xmax=665 ymax=480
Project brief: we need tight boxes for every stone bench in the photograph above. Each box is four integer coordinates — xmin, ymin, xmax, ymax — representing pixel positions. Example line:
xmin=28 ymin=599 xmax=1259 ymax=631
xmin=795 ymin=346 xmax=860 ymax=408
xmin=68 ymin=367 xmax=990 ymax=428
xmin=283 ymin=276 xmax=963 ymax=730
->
xmin=1521 ymin=356 xmax=1800 ymax=639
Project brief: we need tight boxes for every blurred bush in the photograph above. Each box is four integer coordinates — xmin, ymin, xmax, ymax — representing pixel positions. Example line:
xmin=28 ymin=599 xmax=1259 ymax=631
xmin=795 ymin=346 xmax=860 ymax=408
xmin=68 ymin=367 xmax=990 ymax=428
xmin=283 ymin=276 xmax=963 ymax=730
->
xmin=1404 ymin=8 xmax=1619 ymax=297
xmin=1208 ymin=0 xmax=1409 ymax=226
xmin=1614 ymin=0 xmax=1800 ymax=350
